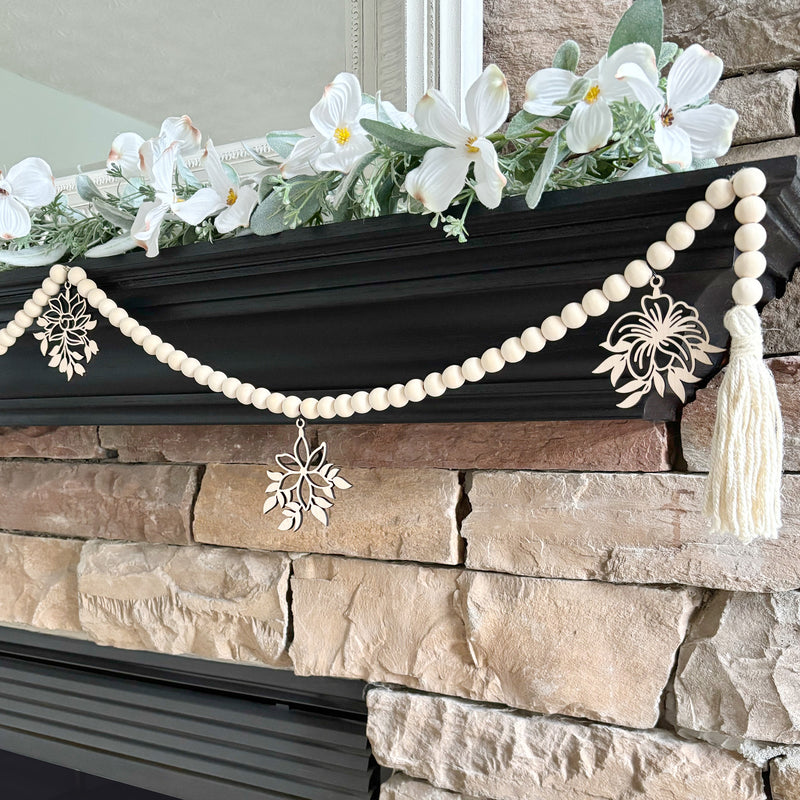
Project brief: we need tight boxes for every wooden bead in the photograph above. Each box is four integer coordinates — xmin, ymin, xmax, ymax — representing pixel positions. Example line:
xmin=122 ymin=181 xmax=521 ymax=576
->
xmin=333 ymin=393 xmax=355 ymax=417
xmin=317 ymin=395 xmax=336 ymax=418
xmin=442 ymin=364 xmax=465 ymax=389
xmin=221 ymin=377 xmax=241 ymax=399
xmin=369 ymin=387 xmax=391 ymax=411
xmin=236 ymin=383 xmax=256 ymax=405
xmin=404 ymin=378 xmax=427 ymax=402
xmin=119 ymin=317 xmax=138 ymax=336
xmin=98 ymin=298 xmax=117 ymax=317
xmin=130 ymin=325 xmax=151 ymax=346
xmin=462 ymin=356 xmax=485 ymax=382
xmin=0 ymin=331 xmax=14 ymax=348
xmin=207 ymin=371 xmax=227 ymax=392
xmin=282 ymin=395 xmax=302 ymax=418
xmin=300 ymin=397 xmax=319 ymax=419
xmin=734 ymin=250 xmax=767 ymax=278
xmin=155 ymin=342 xmax=175 ymax=363
xmin=180 ymin=357 xmax=201 ymax=378
xmin=167 ymin=349 xmax=187 ymax=370
xmin=732 ymin=167 xmax=767 ymax=198
xmin=141 ymin=334 xmax=162 ymax=355
xmin=623 ymin=260 xmax=652 ymax=288
xmin=541 ymin=315 xmax=567 ymax=341
xmin=388 ymin=383 xmax=409 ymax=408
xmin=108 ymin=308 xmax=128 ymax=327
xmin=500 ymin=337 xmax=526 ymax=363
xmin=561 ymin=302 xmax=587 ymax=330
xmin=685 ymin=200 xmax=715 ymax=230
xmin=49 ymin=264 xmax=68 ymax=283
xmin=732 ymin=277 xmax=763 ymax=306
xmin=41 ymin=278 xmax=61 ymax=296
xmin=86 ymin=288 xmax=106 ymax=308
xmin=734 ymin=222 xmax=767 ymax=252
xmin=194 ymin=366 xmax=216 ymax=388
xmin=423 ymin=372 xmax=447 ymax=396
xmin=735 ymin=195 xmax=766 ymax=224
xmin=521 ymin=326 xmax=546 ymax=351
xmin=266 ymin=392 xmax=286 ymax=413
xmin=67 ymin=267 xmax=87 ymax=284
xmin=0 ymin=345 xmax=7 ymax=356
xmin=645 ymin=241 xmax=675 ymax=271
xmin=32 ymin=289 xmax=50 ymax=306
xmin=602 ymin=274 xmax=631 ymax=302
xmin=13 ymin=310 xmax=33 ymax=329
xmin=5 ymin=322 xmax=22 ymax=338
xmin=480 ymin=347 xmax=505 ymax=373
xmin=665 ymin=221 xmax=695 ymax=251
xmin=351 ymin=390 xmax=372 ymax=413
xmin=705 ymin=178 xmax=735 ymax=209
xmin=23 ymin=300 xmax=42 ymax=317
xmin=252 ymin=388 xmax=271 ymax=410
xmin=76 ymin=278 xmax=97 ymax=297
xmin=581 ymin=289 xmax=609 ymax=317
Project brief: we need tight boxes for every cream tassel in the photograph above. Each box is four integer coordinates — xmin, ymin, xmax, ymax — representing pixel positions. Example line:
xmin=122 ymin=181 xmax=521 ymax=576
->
xmin=704 ymin=304 xmax=783 ymax=541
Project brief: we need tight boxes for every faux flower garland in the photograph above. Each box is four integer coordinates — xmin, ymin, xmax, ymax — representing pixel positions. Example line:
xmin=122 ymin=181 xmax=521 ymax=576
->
xmin=0 ymin=0 xmax=739 ymax=267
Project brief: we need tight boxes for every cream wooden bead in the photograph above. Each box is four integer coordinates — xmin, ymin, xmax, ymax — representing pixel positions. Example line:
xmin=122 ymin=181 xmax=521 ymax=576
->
xmin=86 ymin=288 xmax=107 ymax=308
xmin=685 ymin=200 xmax=715 ymax=230
xmin=207 ymin=370 xmax=228 ymax=392
xmin=732 ymin=167 xmax=766 ymax=198
xmin=221 ymin=377 xmax=241 ymax=399
xmin=0 ymin=345 xmax=7 ymax=356
xmin=193 ymin=365 xmax=214 ymax=386
xmin=602 ymin=274 xmax=631 ymax=302
xmin=734 ymin=250 xmax=767 ymax=278
xmin=317 ymin=395 xmax=336 ymax=418
xmin=500 ymin=337 xmax=526 ymax=363
xmin=167 ymin=349 xmax=187 ymax=370
xmin=351 ymin=390 xmax=371 ymax=413
xmin=0 ymin=331 xmax=14 ymax=348
xmin=442 ymin=364 xmax=465 ymax=389
xmin=155 ymin=342 xmax=175 ymax=363
xmin=735 ymin=195 xmax=766 ymax=224
xmin=333 ymin=393 xmax=355 ymax=417
xmin=49 ymin=264 xmax=68 ymax=283
xmin=130 ymin=325 xmax=151 ymax=346
xmin=108 ymin=308 xmax=128 ymax=328
xmin=98 ymin=298 xmax=117 ymax=317
xmin=181 ymin=357 xmax=201 ymax=379
xmin=480 ymin=347 xmax=505 ymax=373
xmin=236 ymin=383 xmax=256 ymax=405
xmin=282 ymin=395 xmax=302 ymax=418
xmin=252 ymin=388 xmax=271 ymax=410
xmin=76 ymin=278 xmax=97 ymax=297
xmin=13 ymin=310 xmax=33 ymax=329
xmin=32 ymin=289 xmax=50 ymax=306
xmin=665 ymin=221 xmax=695 ymax=251
xmin=521 ymin=325 xmax=546 ymax=351
xmin=405 ymin=378 xmax=427 ymax=402
xmin=581 ymin=289 xmax=609 ymax=317
xmin=300 ymin=397 xmax=319 ymax=419
xmin=423 ymin=372 xmax=447 ymax=396
xmin=23 ymin=300 xmax=42 ymax=317
xmin=705 ymin=178 xmax=735 ymax=209
xmin=67 ymin=267 xmax=86 ymax=284
xmin=41 ymin=278 xmax=61 ymax=296
xmin=732 ymin=277 xmax=763 ymax=306
xmin=119 ymin=317 xmax=138 ymax=336
xmin=141 ymin=334 xmax=162 ymax=355
xmin=388 ymin=383 xmax=409 ymax=408
xmin=369 ymin=387 xmax=391 ymax=411
xmin=462 ymin=356 xmax=485 ymax=382
xmin=541 ymin=315 xmax=567 ymax=341
xmin=561 ymin=302 xmax=587 ymax=330
xmin=267 ymin=392 xmax=286 ymax=413
xmin=5 ymin=322 xmax=23 ymax=338
xmin=623 ymin=260 xmax=652 ymax=288
xmin=645 ymin=241 xmax=675 ymax=271
xmin=734 ymin=222 xmax=767 ymax=252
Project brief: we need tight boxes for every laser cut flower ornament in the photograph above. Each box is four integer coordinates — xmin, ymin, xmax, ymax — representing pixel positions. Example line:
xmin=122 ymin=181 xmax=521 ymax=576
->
xmin=0 ymin=158 xmax=56 ymax=241
xmin=404 ymin=64 xmax=510 ymax=212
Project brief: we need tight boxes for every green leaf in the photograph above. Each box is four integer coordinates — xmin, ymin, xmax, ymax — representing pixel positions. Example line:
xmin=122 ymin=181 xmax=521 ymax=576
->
xmin=608 ymin=0 xmax=663 ymax=58
xmin=75 ymin=173 xmax=104 ymax=203
xmin=332 ymin=152 xmax=378 ymax=210
xmin=249 ymin=192 xmax=288 ymax=236
xmin=92 ymin=198 xmax=135 ymax=229
xmin=250 ymin=176 xmax=326 ymax=236
xmin=657 ymin=41 xmax=679 ymax=70
xmin=241 ymin=140 xmax=281 ymax=167
xmin=525 ymin=128 xmax=567 ymax=210
xmin=0 ymin=242 xmax=68 ymax=267
xmin=266 ymin=131 xmax=303 ymax=159
xmin=84 ymin=235 xmax=138 ymax=258
xmin=176 ymin=155 xmax=202 ymax=189
xmin=552 ymin=40 xmax=580 ymax=72
xmin=360 ymin=118 xmax=443 ymax=157
xmin=506 ymin=110 xmax=544 ymax=139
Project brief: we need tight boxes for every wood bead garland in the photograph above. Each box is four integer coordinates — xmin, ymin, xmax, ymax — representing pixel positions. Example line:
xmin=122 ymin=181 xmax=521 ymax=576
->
xmin=734 ymin=223 xmax=767 ymax=252
xmin=665 ymin=221 xmax=695 ymax=251
xmin=732 ymin=167 xmax=767 ymax=198
xmin=645 ymin=241 xmax=675 ymax=271
xmin=602 ymin=274 xmax=630 ymax=302
xmin=685 ymin=200 xmax=715 ymax=230
xmin=735 ymin=196 xmax=766 ymax=224
xmin=581 ymin=289 xmax=609 ymax=317
xmin=732 ymin=277 xmax=764 ymax=306
xmin=540 ymin=315 xmax=567 ymax=341
xmin=560 ymin=302 xmax=587 ymax=330
xmin=734 ymin=251 xmax=767 ymax=278
xmin=623 ymin=260 xmax=652 ymax=289
xmin=705 ymin=178 xmax=735 ymax=209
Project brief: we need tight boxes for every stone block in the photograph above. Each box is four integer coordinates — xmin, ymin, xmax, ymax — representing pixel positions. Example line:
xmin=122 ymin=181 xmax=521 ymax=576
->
xmin=78 ymin=540 xmax=290 ymax=666
xmin=194 ymin=464 xmax=461 ymax=564
xmin=382 ymin=775 xmax=481 ymax=800
xmin=772 ymin=757 xmax=800 ymax=800
xmin=0 ymin=426 xmax=103 ymax=459
xmin=367 ymin=688 xmax=765 ymax=800
xmin=0 ymin=462 xmax=197 ymax=544
xmin=0 ymin=532 xmax=82 ymax=632
xmin=762 ymin=274 xmax=800 ymax=357
xmin=673 ymin=591 xmax=800 ymax=745
xmin=720 ymin=137 xmax=800 ymax=166
xmin=463 ymin=470 xmax=800 ymax=592
xmin=291 ymin=555 xmax=698 ymax=728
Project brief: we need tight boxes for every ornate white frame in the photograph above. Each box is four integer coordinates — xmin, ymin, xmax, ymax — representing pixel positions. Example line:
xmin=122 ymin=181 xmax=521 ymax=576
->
xmin=55 ymin=0 xmax=483 ymax=210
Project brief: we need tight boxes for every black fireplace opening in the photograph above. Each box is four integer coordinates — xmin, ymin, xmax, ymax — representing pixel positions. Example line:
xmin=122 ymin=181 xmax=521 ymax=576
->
xmin=0 ymin=627 xmax=382 ymax=800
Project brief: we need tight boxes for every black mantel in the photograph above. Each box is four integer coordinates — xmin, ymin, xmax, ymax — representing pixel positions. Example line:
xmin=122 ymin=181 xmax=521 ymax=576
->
xmin=0 ymin=157 xmax=797 ymax=425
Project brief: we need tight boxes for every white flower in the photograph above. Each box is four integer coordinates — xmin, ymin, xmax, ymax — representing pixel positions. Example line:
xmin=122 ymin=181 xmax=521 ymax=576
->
xmin=107 ymin=132 xmax=145 ymax=177
xmin=524 ymin=44 xmax=659 ymax=154
xmin=282 ymin=73 xmax=374 ymax=178
xmin=404 ymin=64 xmax=509 ymax=213
xmin=171 ymin=139 xmax=258 ymax=233
xmin=0 ymin=157 xmax=56 ymax=240
xmin=616 ymin=44 xmax=738 ymax=169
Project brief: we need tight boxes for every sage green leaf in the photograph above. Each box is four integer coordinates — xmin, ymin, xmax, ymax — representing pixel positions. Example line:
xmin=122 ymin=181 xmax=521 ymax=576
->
xmin=525 ymin=128 xmax=567 ymax=210
xmin=332 ymin=152 xmax=378 ymax=210
xmin=691 ymin=157 xmax=718 ymax=171
xmin=657 ymin=41 xmax=679 ymax=70
xmin=76 ymin=173 xmax=104 ymax=203
xmin=0 ymin=242 xmax=68 ymax=267
xmin=506 ymin=110 xmax=544 ymax=139
xmin=608 ymin=0 xmax=663 ymax=58
xmin=552 ymin=40 xmax=580 ymax=72
xmin=360 ymin=118 xmax=442 ymax=157
xmin=266 ymin=131 xmax=303 ymax=159
xmin=92 ymin=198 xmax=135 ymax=229
xmin=249 ymin=192 xmax=288 ymax=236
xmin=84 ymin=235 xmax=138 ymax=258
xmin=242 ymin=140 xmax=281 ymax=167
xmin=250 ymin=176 xmax=325 ymax=236
xmin=176 ymin=155 xmax=202 ymax=188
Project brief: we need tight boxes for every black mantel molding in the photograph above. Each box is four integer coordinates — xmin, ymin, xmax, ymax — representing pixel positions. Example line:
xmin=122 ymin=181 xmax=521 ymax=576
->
xmin=0 ymin=157 xmax=797 ymax=425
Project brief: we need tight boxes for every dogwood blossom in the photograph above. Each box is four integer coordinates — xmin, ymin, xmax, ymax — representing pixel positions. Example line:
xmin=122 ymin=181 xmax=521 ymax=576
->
xmin=0 ymin=157 xmax=56 ymax=240
xmin=616 ymin=44 xmax=738 ymax=169
xmin=404 ymin=64 xmax=509 ymax=213
xmin=524 ymin=44 xmax=659 ymax=154
xmin=108 ymin=115 xmax=201 ymax=177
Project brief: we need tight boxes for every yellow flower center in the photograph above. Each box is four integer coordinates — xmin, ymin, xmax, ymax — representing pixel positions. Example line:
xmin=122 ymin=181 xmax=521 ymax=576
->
xmin=660 ymin=107 xmax=675 ymax=127
xmin=466 ymin=135 xmax=480 ymax=154
xmin=583 ymin=85 xmax=601 ymax=104
xmin=334 ymin=127 xmax=351 ymax=146
xmin=226 ymin=188 xmax=238 ymax=206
